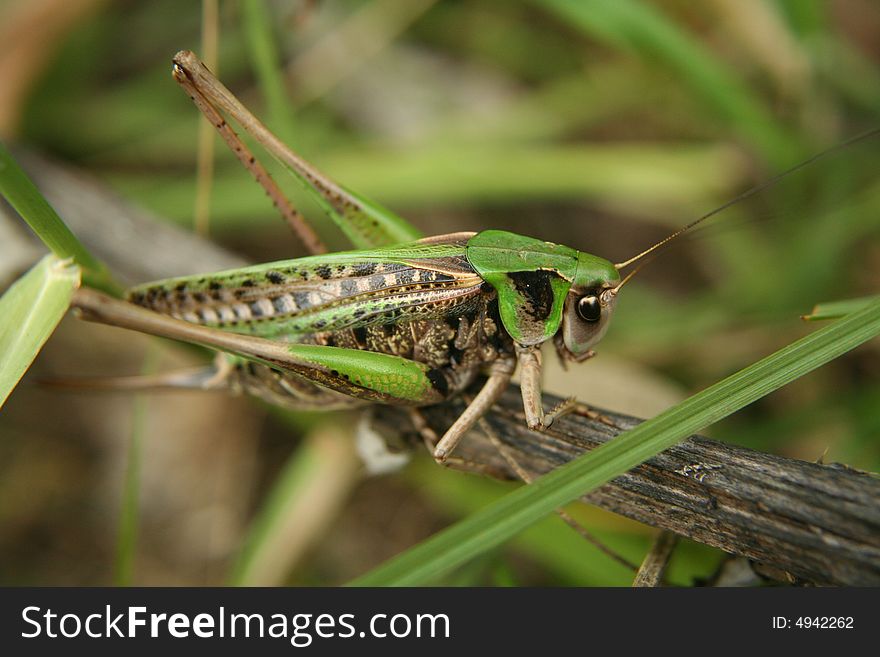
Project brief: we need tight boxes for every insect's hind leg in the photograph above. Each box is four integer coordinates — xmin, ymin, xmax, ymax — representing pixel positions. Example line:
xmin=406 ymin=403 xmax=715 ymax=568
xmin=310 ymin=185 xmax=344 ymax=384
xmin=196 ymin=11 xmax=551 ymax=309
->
xmin=40 ymin=364 xmax=229 ymax=393
xmin=172 ymin=53 xmax=327 ymax=255
xmin=172 ymin=50 xmax=420 ymax=251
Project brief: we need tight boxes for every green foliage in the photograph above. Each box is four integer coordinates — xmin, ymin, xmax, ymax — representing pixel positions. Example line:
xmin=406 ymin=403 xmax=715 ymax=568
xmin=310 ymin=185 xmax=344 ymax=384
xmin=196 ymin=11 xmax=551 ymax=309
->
xmin=803 ymin=295 xmax=879 ymax=321
xmin=535 ymin=0 xmax=799 ymax=163
xmin=115 ymin=390 xmax=147 ymax=586
xmin=0 ymin=143 xmax=117 ymax=294
xmin=0 ymin=255 xmax=80 ymax=410
xmin=229 ymin=436 xmax=319 ymax=585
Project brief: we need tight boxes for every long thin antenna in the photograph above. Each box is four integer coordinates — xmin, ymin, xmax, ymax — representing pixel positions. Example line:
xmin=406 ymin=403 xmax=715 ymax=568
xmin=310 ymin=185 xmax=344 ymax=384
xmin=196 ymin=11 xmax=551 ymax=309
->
xmin=613 ymin=127 xmax=880 ymax=270
xmin=609 ymin=258 xmax=648 ymax=295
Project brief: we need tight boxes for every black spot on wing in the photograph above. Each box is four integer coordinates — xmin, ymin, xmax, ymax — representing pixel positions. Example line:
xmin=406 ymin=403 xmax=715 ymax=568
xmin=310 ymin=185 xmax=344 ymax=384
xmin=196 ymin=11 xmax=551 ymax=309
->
xmin=353 ymin=263 xmax=377 ymax=276
xmin=266 ymin=271 xmax=285 ymax=284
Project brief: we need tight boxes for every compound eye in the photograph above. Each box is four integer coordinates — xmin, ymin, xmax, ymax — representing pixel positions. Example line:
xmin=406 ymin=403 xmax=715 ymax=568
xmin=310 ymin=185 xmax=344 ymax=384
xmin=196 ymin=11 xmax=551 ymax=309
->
xmin=577 ymin=295 xmax=601 ymax=322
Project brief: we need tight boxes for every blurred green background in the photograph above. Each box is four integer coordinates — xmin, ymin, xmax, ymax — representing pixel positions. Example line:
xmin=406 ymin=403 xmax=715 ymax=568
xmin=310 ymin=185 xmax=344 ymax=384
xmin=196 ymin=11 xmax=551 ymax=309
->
xmin=0 ymin=0 xmax=878 ymax=586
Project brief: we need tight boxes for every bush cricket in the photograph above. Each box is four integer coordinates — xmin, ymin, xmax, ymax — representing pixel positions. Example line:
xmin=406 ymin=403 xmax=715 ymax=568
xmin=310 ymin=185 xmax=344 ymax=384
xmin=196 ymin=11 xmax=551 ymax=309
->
xmin=69 ymin=50 xmax=877 ymax=471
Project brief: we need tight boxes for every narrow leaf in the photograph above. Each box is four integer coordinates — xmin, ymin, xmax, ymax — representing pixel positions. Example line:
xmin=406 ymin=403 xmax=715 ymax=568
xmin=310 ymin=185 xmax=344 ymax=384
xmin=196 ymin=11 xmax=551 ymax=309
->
xmin=241 ymin=0 xmax=296 ymax=144
xmin=0 ymin=142 xmax=118 ymax=294
xmin=229 ymin=423 xmax=360 ymax=586
xmin=115 ymin=390 xmax=146 ymax=585
xmin=0 ymin=255 xmax=80 ymax=409
xmin=802 ymin=295 xmax=878 ymax=321
xmin=535 ymin=0 xmax=798 ymax=165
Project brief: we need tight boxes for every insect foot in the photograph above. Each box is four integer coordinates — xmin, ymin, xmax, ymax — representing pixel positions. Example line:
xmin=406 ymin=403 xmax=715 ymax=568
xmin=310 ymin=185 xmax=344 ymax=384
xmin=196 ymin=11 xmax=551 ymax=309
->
xmin=543 ymin=397 xmax=620 ymax=432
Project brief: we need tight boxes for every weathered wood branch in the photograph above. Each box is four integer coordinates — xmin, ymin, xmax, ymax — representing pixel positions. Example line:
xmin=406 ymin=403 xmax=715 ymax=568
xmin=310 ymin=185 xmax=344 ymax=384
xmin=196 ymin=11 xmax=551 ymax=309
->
xmin=375 ymin=385 xmax=880 ymax=587
xmin=9 ymin=152 xmax=880 ymax=586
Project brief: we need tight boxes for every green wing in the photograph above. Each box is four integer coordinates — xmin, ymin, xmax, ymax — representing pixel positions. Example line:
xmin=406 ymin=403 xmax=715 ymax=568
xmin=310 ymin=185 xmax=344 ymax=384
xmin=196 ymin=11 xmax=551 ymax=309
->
xmin=127 ymin=235 xmax=482 ymax=339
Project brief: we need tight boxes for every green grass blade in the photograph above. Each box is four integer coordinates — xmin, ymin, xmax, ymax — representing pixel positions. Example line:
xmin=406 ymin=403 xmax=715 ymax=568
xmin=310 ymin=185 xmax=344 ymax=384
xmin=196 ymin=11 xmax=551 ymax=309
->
xmin=235 ymin=5 xmax=420 ymax=249
xmin=351 ymin=297 xmax=880 ymax=586
xmin=228 ymin=440 xmax=320 ymax=585
xmin=241 ymin=0 xmax=295 ymax=144
xmin=240 ymin=0 xmax=338 ymax=245
xmin=115 ymin=390 xmax=146 ymax=585
xmin=113 ymin=347 xmax=160 ymax=586
xmin=0 ymin=142 xmax=118 ymax=294
xmin=109 ymin=141 xmax=740 ymax=224
xmin=228 ymin=422 xmax=360 ymax=586
xmin=776 ymin=0 xmax=825 ymax=37
xmin=802 ymin=295 xmax=879 ymax=321
xmin=0 ymin=255 xmax=80 ymax=410
xmin=535 ymin=0 xmax=798 ymax=164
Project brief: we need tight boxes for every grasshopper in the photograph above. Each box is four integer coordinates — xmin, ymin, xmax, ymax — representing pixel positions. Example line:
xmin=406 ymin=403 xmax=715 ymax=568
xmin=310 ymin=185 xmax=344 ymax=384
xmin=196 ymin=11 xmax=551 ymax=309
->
xmin=69 ymin=51 xmax=869 ymax=466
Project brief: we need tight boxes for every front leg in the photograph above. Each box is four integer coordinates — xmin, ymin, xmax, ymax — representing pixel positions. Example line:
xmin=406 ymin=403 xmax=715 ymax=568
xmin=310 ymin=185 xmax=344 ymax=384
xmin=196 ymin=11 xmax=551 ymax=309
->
xmin=516 ymin=344 xmax=616 ymax=431
xmin=517 ymin=344 xmax=547 ymax=430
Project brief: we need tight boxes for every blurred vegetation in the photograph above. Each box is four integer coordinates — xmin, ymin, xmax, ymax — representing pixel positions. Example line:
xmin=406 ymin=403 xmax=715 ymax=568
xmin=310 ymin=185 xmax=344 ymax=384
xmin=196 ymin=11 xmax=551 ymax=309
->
xmin=0 ymin=0 xmax=878 ymax=586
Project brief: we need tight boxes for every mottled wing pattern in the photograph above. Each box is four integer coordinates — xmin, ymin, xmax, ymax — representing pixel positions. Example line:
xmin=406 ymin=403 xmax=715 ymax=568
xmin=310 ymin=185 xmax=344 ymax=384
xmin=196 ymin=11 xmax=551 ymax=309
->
xmin=126 ymin=234 xmax=484 ymax=341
